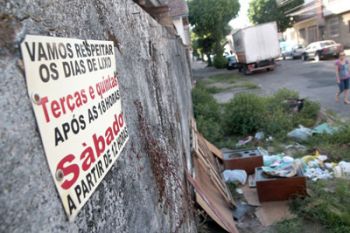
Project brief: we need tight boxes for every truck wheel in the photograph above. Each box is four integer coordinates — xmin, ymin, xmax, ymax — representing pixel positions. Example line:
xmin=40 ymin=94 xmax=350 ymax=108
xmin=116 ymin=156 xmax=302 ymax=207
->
xmin=243 ymin=65 xmax=250 ymax=75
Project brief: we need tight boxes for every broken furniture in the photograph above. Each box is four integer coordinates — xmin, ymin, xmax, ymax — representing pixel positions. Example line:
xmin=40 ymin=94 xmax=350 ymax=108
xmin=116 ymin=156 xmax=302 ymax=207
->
xmin=223 ymin=149 xmax=263 ymax=174
xmin=187 ymin=120 xmax=239 ymax=233
xmin=255 ymin=167 xmax=306 ymax=202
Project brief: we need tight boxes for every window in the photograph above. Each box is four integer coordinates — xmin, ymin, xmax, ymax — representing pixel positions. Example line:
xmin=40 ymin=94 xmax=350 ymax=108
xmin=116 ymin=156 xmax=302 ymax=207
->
xmin=299 ymin=28 xmax=306 ymax=40
xmin=328 ymin=16 xmax=339 ymax=37
xmin=308 ymin=26 xmax=318 ymax=43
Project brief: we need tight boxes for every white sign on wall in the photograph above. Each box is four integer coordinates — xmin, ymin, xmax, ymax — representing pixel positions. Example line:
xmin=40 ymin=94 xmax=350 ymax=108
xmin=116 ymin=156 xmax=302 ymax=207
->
xmin=20 ymin=35 xmax=129 ymax=221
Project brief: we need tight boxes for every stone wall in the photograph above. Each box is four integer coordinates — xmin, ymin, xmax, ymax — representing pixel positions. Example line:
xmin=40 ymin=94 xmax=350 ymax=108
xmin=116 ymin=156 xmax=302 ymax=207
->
xmin=0 ymin=0 xmax=195 ymax=232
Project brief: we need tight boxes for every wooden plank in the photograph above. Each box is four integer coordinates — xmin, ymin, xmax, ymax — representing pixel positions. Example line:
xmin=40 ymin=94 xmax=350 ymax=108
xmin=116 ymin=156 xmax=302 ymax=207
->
xmin=196 ymin=193 xmax=228 ymax=231
xmin=203 ymin=137 xmax=223 ymax=160
xmin=193 ymin=130 xmax=235 ymax=206
xmin=194 ymin=151 xmax=235 ymax=206
xmin=187 ymin=169 xmax=239 ymax=233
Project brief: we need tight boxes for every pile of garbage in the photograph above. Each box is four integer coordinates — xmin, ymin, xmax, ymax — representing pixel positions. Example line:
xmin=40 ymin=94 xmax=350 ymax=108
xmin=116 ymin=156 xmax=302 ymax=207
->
xmin=225 ymin=122 xmax=349 ymax=183
xmin=287 ymin=123 xmax=338 ymax=141
xmin=257 ymin=147 xmax=350 ymax=181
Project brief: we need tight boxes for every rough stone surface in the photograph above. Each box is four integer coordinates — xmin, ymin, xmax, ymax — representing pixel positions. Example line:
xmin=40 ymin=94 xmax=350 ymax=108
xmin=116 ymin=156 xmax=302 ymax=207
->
xmin=0 ymin=1 xmax=195 ymax=232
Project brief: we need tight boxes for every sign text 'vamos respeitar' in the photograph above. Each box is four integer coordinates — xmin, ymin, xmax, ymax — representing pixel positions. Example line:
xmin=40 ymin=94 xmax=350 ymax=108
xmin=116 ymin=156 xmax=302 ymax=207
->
xmin=20 ymin=35 xmax=129 ymax=221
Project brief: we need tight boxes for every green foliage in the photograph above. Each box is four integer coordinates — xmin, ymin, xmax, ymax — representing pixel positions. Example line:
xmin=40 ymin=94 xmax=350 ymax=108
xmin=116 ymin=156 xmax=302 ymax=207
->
xmin=306 ymin=125 xmax=350 ymax=161
xmin=268 ymin=218 xmax=302 ymax=233
xmin=192 ymin=87 xmax=320 ymax=148
xmin=189 ymin=0 xmax=240 ymax=59
xmin=192 ymin=83 xmax=224 ymax=142
xmin=248 ymin=0 xmax=304 ymax=32
xmin=290 ymin=179 xmax=350 ymax=233
xmin=222 ymin=89 xmax=319 ymax=139
xmin=207 ymin=73 xmax=239 ymax=83
xmin=223 ymin=93 xmax=267 ymax=135
xmin=213 ymin=54 xmax=228 ymax=69
xmin=294 ymin=100 xmax=320 ymax=127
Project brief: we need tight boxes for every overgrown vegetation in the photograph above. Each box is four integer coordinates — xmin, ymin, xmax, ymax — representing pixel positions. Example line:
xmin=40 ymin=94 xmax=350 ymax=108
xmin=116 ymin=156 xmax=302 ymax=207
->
xmin=213 ymin=54 xmax=228 ymax=69
xmin=193 ymin=85 xmax=320 ymax=146
xmin=290 ymin=179 xmax=350 ymax=233
xmin=193 ymin=82 xmax=350 ymax=232
xmin=192 ymin=82 xmax=224 ymax=143
xmin=306 ymin=125 xmax=350 ymax=161
xmin=265 ymin=218 xmax=302 ymax=233
xmin=198 ymin=73 xmax=259 ymax=94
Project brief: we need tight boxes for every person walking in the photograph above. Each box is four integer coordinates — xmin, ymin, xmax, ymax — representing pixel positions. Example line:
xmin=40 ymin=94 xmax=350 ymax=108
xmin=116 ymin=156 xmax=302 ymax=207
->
xmin=335 ymin=52 xmax=350 ymax=104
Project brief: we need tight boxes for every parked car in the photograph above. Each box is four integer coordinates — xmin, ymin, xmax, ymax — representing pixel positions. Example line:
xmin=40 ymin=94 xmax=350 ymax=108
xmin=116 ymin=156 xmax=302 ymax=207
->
xmin=301 ymin=40 xmax=343 ymax=62
xmin=226 ymin=55 xmax=238 ymax=70
xmin=281 ymin=43 xmax=305 ymax=60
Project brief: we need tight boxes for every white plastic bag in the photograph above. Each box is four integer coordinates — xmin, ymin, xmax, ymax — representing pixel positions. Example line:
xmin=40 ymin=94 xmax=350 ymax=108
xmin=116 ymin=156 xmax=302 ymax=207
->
xmin=223 ymin=170 xmax=247 ymax=184
xmin=287 ymin=125 xmax=313 ymax=141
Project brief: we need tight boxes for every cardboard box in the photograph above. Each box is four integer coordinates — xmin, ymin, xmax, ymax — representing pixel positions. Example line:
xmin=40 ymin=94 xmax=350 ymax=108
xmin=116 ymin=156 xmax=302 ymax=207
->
xmin=223 ymin=149 xmax=263 ymax=174
xmin=255 ymin=167 xmax=306 ymax=202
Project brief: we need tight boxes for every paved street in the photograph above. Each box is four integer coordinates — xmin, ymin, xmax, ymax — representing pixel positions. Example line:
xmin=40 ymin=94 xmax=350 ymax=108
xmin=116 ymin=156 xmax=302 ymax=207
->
xmin=249 ymin=58 xmax=350 ymax=120
xmin=193 ymin=56 xmax=350 ymax=120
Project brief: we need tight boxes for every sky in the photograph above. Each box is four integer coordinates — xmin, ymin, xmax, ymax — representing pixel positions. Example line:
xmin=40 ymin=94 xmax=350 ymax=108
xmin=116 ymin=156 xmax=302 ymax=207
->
xmin=229 ymin=0 xmax=252 ymax=30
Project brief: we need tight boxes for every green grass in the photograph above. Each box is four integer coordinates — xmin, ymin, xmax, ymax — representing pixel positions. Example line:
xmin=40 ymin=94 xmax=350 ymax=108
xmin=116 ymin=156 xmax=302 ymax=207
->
xmin=203 ymin=85 xmax=232 ymax=94
xmin=207 ymin=73 xmax=241 ymax=84
xmin=305 ymin=124 xmax=350 ymax=161
xmin=233 ymin=81 xmax=259 ymax=89
xmin=264 ymin=218 xmax=302 ymax=233
xmin=290 ymin=179 xmax=350 ymax=233
xmin=199 ymin=73 xmax=259 ymax=94
xmin=193 ymin=81 xmax=350 ymax=233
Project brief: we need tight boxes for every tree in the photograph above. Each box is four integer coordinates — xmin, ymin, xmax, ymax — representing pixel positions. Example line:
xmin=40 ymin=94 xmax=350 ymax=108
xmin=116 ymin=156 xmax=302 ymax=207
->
xmin=189 ymin=0 xmax=240 ymax=66
xmin=248 ymin=0 xmax=303 ymax=32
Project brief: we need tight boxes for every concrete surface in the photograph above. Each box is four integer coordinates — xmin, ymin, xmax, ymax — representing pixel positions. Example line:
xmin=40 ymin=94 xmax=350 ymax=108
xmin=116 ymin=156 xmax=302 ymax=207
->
xmin=0 ymin=1 xmax=196 ymax=233
xmin=249 ymin=58 xmax=350 ymax=120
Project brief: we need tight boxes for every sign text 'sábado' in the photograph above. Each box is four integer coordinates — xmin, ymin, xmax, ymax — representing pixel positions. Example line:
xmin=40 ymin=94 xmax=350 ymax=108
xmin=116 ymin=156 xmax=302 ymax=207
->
xmin=20 ymin=35 xmax=129 ymax=221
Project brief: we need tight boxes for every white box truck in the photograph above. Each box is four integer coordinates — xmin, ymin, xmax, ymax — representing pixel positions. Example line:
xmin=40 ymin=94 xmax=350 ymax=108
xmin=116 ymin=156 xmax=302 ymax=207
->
xmin=233 ymin=22 xmax=280 ymax=75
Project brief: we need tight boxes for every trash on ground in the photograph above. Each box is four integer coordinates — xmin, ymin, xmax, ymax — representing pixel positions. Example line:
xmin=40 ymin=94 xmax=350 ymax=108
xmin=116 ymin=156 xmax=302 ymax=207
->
xmin=284 ymin=98 xmax=304 ymax=112
xmin=257 ymin=147 xmax=269 ymax=157
xmin=287 ymin=125 xmax=313 ymax=141
xmin=233 ymin=202 xmax=255 ymax=221
xmin=223 ymin=148 xmax=263 ymax=174
xmin=188 ymin=121 xmax=239 ymax=233
xmin=303 ymin=167 xmax=333 ymax=181
xmin=248 ymin=174 xmax=256 ymax=188
xmin=261 ymin=158 xmax=302 ymax=178
xmin=255 ymin=131 xmax=265 ymax=141
xmin=236 ymin=136 xmax=253 ymax=147
xmin=255 ymin=167 xmax=307 ymax=202
xmin=236 ymin=188 xmax=243 ymax=195
xmin=337 ymin=161 xmax=350 ymax=178
xmin=285 ymin=143 xmax=307 ymax=152
xmin=312 ymin=123 xmax=337 ymax=135
xmin=223 ymin=170 xmax=247 ymax=184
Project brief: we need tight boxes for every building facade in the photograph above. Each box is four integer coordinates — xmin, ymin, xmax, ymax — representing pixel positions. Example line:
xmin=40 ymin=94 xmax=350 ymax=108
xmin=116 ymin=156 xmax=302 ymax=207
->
xmin=281 ymin=0 xmax=350 ymax=47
